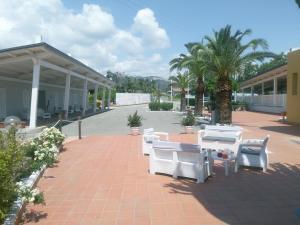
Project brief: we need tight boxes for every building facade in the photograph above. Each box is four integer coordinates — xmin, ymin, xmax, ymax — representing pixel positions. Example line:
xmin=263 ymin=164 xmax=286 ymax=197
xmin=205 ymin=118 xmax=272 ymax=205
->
xmin=0 ymin=43 xmax=114 ymax=128
xmin=287 ymin=49 xmax=300 ymax=124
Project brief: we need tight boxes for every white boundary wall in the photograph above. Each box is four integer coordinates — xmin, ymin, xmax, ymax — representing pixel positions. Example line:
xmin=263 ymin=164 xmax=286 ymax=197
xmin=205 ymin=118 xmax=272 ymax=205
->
xmin=116 ymin=93 xmax=151 ymax=105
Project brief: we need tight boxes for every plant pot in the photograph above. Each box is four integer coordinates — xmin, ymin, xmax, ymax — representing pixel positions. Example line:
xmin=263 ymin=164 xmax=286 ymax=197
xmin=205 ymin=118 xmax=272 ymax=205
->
xmin=185 ymin=126 xmax=194 ymax=134
xmin=130 ymin=127 xmax=140 ymax=135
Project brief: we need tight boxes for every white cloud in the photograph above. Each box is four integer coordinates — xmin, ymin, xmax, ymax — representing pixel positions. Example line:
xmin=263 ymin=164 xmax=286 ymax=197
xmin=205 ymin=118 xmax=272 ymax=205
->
xmin=113 ymin=53 xmax=169 ymax=77
xmin=132 ymin=8 xmax=170 ymax=49
xmin=0 ymin=1 xmax=171 ymax=78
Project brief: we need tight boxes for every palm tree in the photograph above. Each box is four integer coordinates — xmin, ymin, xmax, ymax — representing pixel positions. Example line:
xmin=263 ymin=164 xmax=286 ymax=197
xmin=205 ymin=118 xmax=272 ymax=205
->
xmin=169 ymin=43 xmax=206 ymax=115
xmin=169 ymin=72 xmax=190 ymax=111
xmin=195 ymin=25 xmax=276 ymax=123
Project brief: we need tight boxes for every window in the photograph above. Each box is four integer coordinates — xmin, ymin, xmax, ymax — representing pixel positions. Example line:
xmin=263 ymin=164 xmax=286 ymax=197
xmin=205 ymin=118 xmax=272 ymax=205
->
xmin=292 ymin=73 xmax=298 ymax=96
xmin=253 ymin=84 xmax=262 ymax=95
xmin=277 ymin=76 xmax=287 ymax=94
xmin=263 ymin=80 xmax=274 ymax=95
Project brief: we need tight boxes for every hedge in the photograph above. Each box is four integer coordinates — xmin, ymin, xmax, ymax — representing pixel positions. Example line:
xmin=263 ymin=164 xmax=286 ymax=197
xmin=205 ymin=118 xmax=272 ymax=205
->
xmin=149 ymin=102 xmax=173 ymax=111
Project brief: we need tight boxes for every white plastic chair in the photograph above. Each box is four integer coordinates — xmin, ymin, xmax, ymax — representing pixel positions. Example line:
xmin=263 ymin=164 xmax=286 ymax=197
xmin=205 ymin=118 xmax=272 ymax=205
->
xmin=150 ymin=140 xmax=211 ymax=183
xmin=142 ymin=128 xmax=169 ymax=155
xmin=235 ymin=135 xmax=270 ymax=172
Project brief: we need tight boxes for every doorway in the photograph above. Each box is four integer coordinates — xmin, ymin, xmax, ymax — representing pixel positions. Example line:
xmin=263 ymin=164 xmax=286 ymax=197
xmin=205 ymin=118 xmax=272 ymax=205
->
xmin=38 ymin=90 xmax=46 ymax=111
xmin=0 ymin=88 xmax=6 ymax=119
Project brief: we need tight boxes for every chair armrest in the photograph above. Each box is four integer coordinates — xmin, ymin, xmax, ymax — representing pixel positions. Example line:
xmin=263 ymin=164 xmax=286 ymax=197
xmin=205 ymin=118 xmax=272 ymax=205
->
xmin=154 ymin=132 xmax=169 ymax=140
xmin=241 ymin=139 xmax=264 ymax=147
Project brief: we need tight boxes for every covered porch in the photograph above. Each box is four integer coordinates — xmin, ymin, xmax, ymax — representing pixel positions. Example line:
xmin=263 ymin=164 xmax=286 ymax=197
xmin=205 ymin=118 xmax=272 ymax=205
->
xmin=0 ymin=43 xmax=114 ymax=128
xmin=238 ymin=64 xmax=287 ymax=114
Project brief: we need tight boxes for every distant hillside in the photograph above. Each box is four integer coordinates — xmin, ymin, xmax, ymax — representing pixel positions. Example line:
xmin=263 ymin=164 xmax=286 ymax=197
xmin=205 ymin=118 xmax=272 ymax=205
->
xmin=106 ymin=71 xmax=169 ymax=93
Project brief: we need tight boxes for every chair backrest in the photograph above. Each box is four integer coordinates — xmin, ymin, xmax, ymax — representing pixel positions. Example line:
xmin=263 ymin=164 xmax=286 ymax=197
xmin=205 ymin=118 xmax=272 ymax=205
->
xmin=153 ymin=140 xmax=201 ymax=152
xmin=152 ymin=140 xmax=203 ymax=163
xmin=143 ymin=134 xmax=159 ymax=143
xmin=198 ymin=130 xmax=242 ymax=142
xmin=198 ymin=130 xmax=241 ymax=153
xmin=205 ymin=125 xmax=242 ymax=132
xmin=144 ymin=128 xmax=154 ymax=134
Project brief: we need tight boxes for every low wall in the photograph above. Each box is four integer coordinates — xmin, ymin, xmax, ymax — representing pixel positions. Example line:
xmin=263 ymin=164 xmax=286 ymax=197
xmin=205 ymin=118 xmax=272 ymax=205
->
xmin=116 ymin=93 xmax=151 ymax=106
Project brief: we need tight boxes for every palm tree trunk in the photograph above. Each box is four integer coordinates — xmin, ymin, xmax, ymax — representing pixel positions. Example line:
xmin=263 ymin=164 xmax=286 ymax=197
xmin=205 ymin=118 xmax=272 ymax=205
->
xmin=180 ymin=91 xmax=186 ymax=112
xmin=194 ymin=76 xmax=204 ymax=115
xmin=215 ymin=77 xmax=232 ymax=124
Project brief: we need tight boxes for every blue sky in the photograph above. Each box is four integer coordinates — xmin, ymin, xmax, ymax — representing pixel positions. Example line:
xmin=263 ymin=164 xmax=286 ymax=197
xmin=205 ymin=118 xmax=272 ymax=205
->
xmin=64 ymin=0 xmax=300 ymax=54
xmin=0 ymin=0 xmax=299 ymax=78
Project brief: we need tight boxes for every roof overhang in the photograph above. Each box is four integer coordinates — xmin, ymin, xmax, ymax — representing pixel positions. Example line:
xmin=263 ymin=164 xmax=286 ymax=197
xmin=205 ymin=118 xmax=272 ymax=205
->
xmin=240 ymin=64 xmax=287 ymax=89
xmin=0 ymin=42 xmax=114 ymax=89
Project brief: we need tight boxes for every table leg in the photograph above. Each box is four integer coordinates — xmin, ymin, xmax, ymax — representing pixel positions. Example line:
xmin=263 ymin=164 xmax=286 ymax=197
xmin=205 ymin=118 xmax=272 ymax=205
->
xmin=224 ymin=160 xmax=229 ymax=176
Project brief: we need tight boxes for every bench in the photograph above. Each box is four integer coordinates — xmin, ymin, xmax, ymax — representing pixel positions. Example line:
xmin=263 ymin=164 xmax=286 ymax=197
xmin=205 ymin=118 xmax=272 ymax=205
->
xmin=150 ymin=140 xmax=212 ymax=183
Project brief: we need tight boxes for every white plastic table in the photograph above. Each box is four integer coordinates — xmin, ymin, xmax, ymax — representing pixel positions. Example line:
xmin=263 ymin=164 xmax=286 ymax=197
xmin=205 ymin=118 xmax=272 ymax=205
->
xmin=211 ymin=150 xmax=236 ymax=176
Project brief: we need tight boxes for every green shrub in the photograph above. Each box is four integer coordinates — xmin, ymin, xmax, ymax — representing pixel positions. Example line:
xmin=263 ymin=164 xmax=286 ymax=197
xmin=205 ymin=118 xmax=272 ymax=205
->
xmin=0 ymin=127 xmax=64 ymax=224
xmin=127 ymin=111 xmax=142 ymax=127
xmin=160 ymin=102 xmax=173 ymax=111
xmin=149 ymin=102 xmax=173 ymax=111
xmin=181 ymin=111 xmax=196 ymax=126
xmin=231 ymin=101 xmax=248 ymax=111
xmin=149 ymin=102 xmax=160 ymax=111
xmin=188 ymin=98 xmax=195 ymax=106
xmin=0 ymin=128 xmax=24 ymax=223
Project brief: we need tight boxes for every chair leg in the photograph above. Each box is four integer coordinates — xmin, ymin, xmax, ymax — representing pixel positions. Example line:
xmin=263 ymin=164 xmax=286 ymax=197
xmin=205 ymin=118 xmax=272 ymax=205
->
xmin=234 ymin=161 xmax=239 ymax=173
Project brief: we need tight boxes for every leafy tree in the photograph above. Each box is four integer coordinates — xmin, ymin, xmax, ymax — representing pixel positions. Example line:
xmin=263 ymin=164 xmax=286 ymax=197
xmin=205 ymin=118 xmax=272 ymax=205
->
xmin=169 ymin=72 xmax=191 ymax=111
xmin=296 ymin=0 xmax=300 ymax=8
xmin=195 ymin=25 xmax=276 ymax=123
xmin=239 ymin=53 xmax=287 ymax=82
xmin=169 ymin=43 xmax=205 ymax=115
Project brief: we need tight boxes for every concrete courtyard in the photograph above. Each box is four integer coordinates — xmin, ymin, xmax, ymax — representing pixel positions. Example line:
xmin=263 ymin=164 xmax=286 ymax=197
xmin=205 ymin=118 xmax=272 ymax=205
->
xmin=22 ymin=106 xmax=300 ymax=225
xmin=62 ymin=104 xmax=187 ymax=136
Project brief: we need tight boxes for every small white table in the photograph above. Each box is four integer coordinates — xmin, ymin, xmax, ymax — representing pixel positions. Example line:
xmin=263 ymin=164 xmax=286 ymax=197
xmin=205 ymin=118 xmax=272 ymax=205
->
xmin=211 ymin=150 xmax=236 ymax=176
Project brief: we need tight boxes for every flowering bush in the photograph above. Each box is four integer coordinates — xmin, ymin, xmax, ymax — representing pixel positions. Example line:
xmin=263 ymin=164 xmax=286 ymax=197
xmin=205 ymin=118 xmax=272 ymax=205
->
xmin=16 ymin=182 xmax=44 ymax=205
xmin=39 ymin=127 xmax=65 ymax=147
xmin=28 ymin=127 xmax=65 ymax=168
xmin=0 ymin=127 xmax=64 ymax=223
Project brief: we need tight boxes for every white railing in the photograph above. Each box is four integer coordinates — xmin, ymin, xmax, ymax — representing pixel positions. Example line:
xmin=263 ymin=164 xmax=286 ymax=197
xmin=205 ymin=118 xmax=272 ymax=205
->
xmin=237 ymin=94 xmax=286 ymax=107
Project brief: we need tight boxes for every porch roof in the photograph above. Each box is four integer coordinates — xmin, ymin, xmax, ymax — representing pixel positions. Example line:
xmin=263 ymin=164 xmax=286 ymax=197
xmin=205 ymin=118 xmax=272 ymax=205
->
xmin=0 ymin=42 xmax=114 ymax=89
xmin=240 ymin=64 xmax=287 ymax=89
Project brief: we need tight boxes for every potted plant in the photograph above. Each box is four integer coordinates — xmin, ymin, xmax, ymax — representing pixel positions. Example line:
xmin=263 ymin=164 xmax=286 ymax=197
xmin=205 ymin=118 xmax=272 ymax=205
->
xmin=181 ymin=110 xmax=195 ymax=134
xmin=127 ymin=111 xmax=142 ymax=135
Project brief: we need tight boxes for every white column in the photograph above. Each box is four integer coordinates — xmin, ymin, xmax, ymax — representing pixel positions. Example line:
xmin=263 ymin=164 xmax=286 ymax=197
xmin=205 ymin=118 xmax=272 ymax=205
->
xmin=273 ymin=78 xmax=277 ymax=106
xmin=63 ymin=73 xmax=71 ymax=119
xmin=102 ymin=88 xmax=106 ymax=111
xmin=242 ymin=89 xmax=245 ymax=102
xmin=93 ymin=84 xmax=98 ymax=113
xmin=108 ymin=89 xmax=111 ymax=110
xmin=261 ymin=82 xmax=264 ymax=105
xmin=29 ymin=59 xmax=41 ymax=128
xmin=82 ymin=79 xmax=88 ymax=116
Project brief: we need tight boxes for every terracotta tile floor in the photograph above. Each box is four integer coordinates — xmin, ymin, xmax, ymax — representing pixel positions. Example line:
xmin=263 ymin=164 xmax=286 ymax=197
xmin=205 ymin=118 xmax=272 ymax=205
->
xmin=22 ymin=111 xmax=300 ymax=225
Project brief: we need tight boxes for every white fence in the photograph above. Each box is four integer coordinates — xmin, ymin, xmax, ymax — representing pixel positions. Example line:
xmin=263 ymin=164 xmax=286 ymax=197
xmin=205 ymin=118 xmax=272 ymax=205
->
xmin=116 ymin=93 xmax=151 ymax=106
xmin=237 ymin=94 xmax=286 ymax=113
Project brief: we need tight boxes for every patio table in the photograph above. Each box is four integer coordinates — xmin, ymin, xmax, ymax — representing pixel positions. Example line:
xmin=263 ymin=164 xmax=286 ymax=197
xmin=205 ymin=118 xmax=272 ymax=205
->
xmin=211 ymin=149 xmax=236 ymax=176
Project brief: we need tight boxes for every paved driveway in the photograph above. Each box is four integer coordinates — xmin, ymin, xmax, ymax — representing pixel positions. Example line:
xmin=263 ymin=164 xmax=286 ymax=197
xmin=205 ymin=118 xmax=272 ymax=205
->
xmin=62 ymin=104 xmax=188 ymax=136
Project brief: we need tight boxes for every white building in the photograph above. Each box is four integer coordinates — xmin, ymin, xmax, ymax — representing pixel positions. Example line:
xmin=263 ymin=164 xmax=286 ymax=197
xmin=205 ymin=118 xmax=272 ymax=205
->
xmin=0 ymin=43 xmax=114 ymax=128
xmin=238 ymin=64 xmax=287 ymax=113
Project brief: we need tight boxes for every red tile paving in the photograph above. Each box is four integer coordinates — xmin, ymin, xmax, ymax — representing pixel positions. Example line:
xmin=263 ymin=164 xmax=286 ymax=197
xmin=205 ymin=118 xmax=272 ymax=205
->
xmin=21 ymin=111 xmax=300 ymax=225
